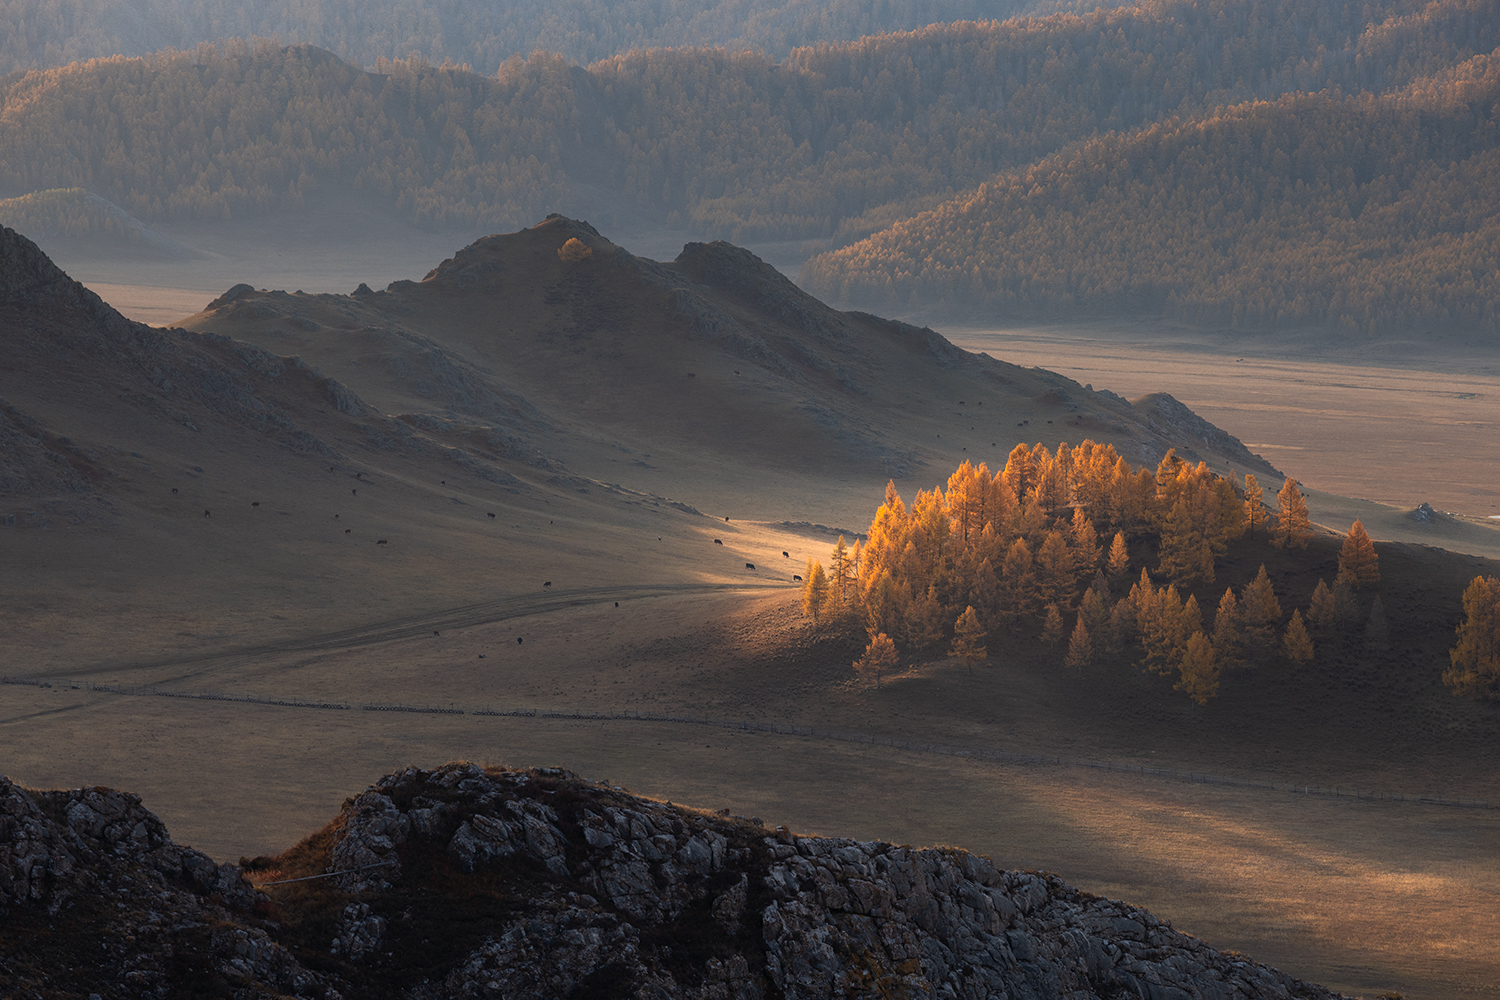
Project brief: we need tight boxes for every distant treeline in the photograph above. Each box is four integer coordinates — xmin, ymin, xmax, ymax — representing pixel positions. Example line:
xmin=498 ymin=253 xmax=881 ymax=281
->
xmin=800 ymin=51 xmax=1500 ymax=334
xmin=2 ymin=0 xmax=1496 ymax=245
xmin=0 ymin=0 xmax=1091 ymax=77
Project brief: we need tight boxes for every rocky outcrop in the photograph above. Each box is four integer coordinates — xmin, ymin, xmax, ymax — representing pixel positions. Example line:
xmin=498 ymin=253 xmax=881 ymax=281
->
xmin=0 ymin=763 xmax=1350 ymax=999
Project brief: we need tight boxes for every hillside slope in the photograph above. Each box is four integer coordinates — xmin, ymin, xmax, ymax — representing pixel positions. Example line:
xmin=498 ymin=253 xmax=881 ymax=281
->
xmin=3 ymin=0 xmax=1496 ymax=244
xmin=800 ymin=49 xmax=1500 ymax=335
xmin=177 ymin=215 xmax=1276 ymax=512
xmin=0 ymin=762 xmax=1350 ymax=999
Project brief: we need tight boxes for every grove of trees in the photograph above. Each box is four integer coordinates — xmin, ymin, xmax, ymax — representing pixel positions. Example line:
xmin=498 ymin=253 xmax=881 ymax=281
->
xmin=805 ymin=443 xmax=1350 ymax=705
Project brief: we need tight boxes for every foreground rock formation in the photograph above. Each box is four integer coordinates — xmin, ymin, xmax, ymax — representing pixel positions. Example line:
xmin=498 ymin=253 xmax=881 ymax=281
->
xmin=0 ymin=764 xmax=1346 ymax=999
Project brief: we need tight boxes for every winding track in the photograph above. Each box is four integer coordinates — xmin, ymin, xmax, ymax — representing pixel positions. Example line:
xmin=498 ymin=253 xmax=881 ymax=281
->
xmin=53 ymin=582 xmax=788 ymax=682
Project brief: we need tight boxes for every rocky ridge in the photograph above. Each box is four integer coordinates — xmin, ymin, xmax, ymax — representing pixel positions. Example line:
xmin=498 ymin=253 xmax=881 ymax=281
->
xmin=1 ymin=763 xmax=1346 ymax=999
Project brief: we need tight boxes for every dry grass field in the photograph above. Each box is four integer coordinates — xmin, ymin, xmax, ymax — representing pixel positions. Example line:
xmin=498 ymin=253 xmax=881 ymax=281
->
xmin=6 ymin=222 xmax=1500 ymax=999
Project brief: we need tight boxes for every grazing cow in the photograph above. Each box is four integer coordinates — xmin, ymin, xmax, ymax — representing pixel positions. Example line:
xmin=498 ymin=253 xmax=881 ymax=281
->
xmin=433 ymin=630 xmax=440 ymax=636
xmin=517 ymin=637 xmax=523 ymax=644
xmin=782 ymin=551 xmax=789 ymax=557
xmin=487 ymin=512 xmax=496 ymax=518
xmin=725 ymin=516 xmax=730 ymax=522
xmin=344 ymin=529 xmax=351 ymax=534
xmin=356 ymin=472 xmax=362 ymax=479
xmin=352 ymin=489 xmax=357 ymax=495
xmin=251 ymin=502 xmax=260 ymax=508
xmin=543 ymin=581 xmax=552 ymax=588
xmin=335 ymin=514 xmax=339 ymax=519
xmin=734 ymin=369 xmax=741 ymax=375
xmin=745 ymin=562 xmax=755 ymax=570
xmin=615 ymin=602 xmax=619 ymax=607
xmin=170 ymin=488 xmax=178 ymax=494
xmin=441 ymin=480 xmax=446 ymax=485
xmin=203 ymin=510 xmax=210 ymax=517
xmin=793 ymin=574 xmax=802 ymax=582
xmin=714 ymin=539 xmax=723 ymax=545
xmin=479 ymin=653 xmax=485 ymax=658
xmin=377 ymin=539 xmax=388 ymax=545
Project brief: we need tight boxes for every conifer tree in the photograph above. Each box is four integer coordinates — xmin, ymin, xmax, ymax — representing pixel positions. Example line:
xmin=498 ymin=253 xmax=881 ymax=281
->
xmin=1106 ymin=531 xmax=1130 ymax=579
xmin=1241 ymin=565 xmax=1283 ymax=657
xmin=802 ymin=560 xmax=829 ymax=621
xmin=1364 ymin=595 xmax=1390 ymax=653
xmin=1035 ymin=530 xmax=1076 ymax=609
xmin=999 ymin=536 xmax=1037 ymax=623
xmin=951 ymin=606 xmax=988 ymax=673
xmin=1181 ymin=594 xmax=1204 ymax=641
xmin=1243 ymin=474 xmax=1266 ymax=541
xmin=906 ymin=584 xmax=948 ymax=654
xmin=1065 ymin=616 xmax=1093 ymax=672
xmin=1444 ymin=576 xmax=1500 ymax=700
xmin=1211 ymin=587 xmax=1243 ymax=669
xmin=1071 ymin=507 xmax=1101 ymax=578
xmin=1332 ymin=570 xmax=1359 ymax=627
xmin=1175 ymin=631 xmax=1219 ymax=705
xmin=1141 ymin=584 xmax=1188 ymax=675
xmin=1042 ymin=603 xmax=1065 ymax=647
xmin=1338 ymin=520 xmax=1380 ymax=589
xmin=1307 ymin=579 xmax=1335 ymax=627
xmin=1273 ymin=478 xmax=1312 ymax=549
xmin=829 ymin=535 xmax=852 ymax=608
xmin=854 ymin=633 xmax=899 ymax=689
xmin=1283 ymin=610 xmax=1315 ymax=664
xmin=1156 ymin=495 xmax=1201 ymax=587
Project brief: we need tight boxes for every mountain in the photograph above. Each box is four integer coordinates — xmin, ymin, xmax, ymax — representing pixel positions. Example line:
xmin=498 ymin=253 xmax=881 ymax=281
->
xmin=175 ymin=215 xmax=1274 ymax=493
xmin=3 ymin=0 xmax=1497 ymax=246
xmin=0 ymin=761 xmax=1351 ymax=999
xmin=799 ymin=48 xmax=1500 ymax=335
xmin=0 ymin=216 xmax=1268 ymax=667
xmin=0 ymin=0 xmax=1082 ymax=77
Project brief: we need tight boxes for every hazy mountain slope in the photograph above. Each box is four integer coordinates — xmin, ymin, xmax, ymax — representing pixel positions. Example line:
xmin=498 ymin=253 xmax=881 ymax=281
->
xmin=0 ymin=0 xmax=1090 ymax=77
xmin=3 ymin=0 xmax=1494 ymax=244
xmin=0 ymin=762 xmax=1351 ymax=999
xmin=177 ymin=215 xmax=1276 ymax=498
xmin=801 ymin=49 xmax=1500 ymax=335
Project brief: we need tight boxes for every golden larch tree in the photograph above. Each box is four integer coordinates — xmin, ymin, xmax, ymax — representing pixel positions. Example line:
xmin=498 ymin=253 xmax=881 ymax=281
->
xmin=1444 ymin=577 xmax=1500 ymax=700
xmin=1273 ymin=477 xmax=1312 ymax=549
xmin=854 ymin=633 xmax=899 ymax=689
xmin=951 ymin=606 xmax=988 ymax=672
xmin=1307 ymin=579 xmax=1335 ymax=627
xmin=1211 ymin=587 xmax=1243 ymax=669
xmin=1106 ymin=531 xmax=1130 ymax=579
xmin=802 ymin=559 xmax=828 ymax=620
xmin=1065 ymin=616 xmax=1093 ymax=671
xmin=1241 ymin=564 xmax=1283 ymax=656
xmin=1175 ymin=631 xmax=1220 ymax=705
xmin=1338 ymin=520 xmax=1379 ymax=588
xmin=1042 ymin=603 xmax=1065 ymax=646
xmin=1283 ymin=609 xmax=1314 ymax=664
xmin=1243 ymin=473 xmax=1266 ymax=540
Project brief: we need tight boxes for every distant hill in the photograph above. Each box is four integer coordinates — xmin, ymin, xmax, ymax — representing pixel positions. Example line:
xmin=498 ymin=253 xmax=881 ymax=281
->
xmin=0 ymin=0 xmax=1093 ymax=76
xmin=801 ymin=49 xmax=1500 ymax=335
xmin=3 ymin=0 xmax=1495 ymax=245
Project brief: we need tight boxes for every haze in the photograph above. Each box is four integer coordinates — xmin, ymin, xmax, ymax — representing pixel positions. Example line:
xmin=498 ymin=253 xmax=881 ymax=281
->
xmin=2 ymin=2 xmax=1499 ymax=998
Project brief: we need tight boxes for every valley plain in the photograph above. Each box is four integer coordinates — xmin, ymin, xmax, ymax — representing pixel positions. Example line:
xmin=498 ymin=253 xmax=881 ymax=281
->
xmin=1 ymin=218 xmax=1498 ymax=998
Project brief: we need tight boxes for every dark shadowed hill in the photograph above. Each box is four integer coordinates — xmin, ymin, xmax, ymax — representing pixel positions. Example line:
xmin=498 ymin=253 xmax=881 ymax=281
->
xmin=179 ymin=215 xmax=1277 ymax=511
xmin=0 ymin=762 xmax=1351 ymax=999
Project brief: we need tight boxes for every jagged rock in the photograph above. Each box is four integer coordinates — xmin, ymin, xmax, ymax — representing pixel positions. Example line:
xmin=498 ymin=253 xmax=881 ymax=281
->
xmin=0 ymin=765 xmax=1353 ymax=999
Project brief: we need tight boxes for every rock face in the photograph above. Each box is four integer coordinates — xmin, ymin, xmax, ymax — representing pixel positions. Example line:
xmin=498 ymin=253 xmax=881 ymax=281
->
xmin=0 ymin=764 xmax=1348 ymax=999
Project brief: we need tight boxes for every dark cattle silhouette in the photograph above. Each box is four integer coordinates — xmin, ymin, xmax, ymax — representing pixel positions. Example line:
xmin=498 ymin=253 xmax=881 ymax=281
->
xmin=433 ymin=630 xmax=440 ymax=636
xmin=334 ymin=514 xmax=339 ymax=519
xmin=251 ymin=502 xmax=260 ymax=508
xmin=543 ymin=581 xmax=552 ymax=588
xmin=793 ymin=574 xmax=802 ymax=581
xmin=352 ymin=489 xmax=357 ymax=495
xmin=487 ymin=512 xmax=496 ymax=518
xmin=734 ymin=369 xmax=741 ymax=375
xmin=344 ymin=529 xmax=351 ymax=534
xmin=714 ymin=539 xmax=723 ymax=545
xmin=478 ymin=653 xmax=485 ymax=658
xmin=725 ymin=516 xmax=730 ymax=522
xmin=745 ymin=562 xmax=755 ymax=570
xmin=782 ymin=551 xmax=789 ymax=557
xmin=441 ymin=480 xmax=446 ymax=485
xmin=203 ymin=510 xmax=210 ymax=517
xmin=517 ymin=637 xmax=523 ymax=644
xmin=170 ymin=488 xmax=177 ymax=494
xmin=356 ymin=472 xmax=362 ymax=478
xmin=376 ymin=539 xmax=388 ymax=545
xmin=615 ymin=602 xmax=619 ymax=607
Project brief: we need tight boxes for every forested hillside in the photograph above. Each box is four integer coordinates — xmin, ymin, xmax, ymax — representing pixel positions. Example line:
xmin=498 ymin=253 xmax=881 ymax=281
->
xmin=800 ymin=49 xmax=1500 ymax=333
xmin=0 ymin=0 xmax=1088 ymax=76
xmin=3 ymin=0 xmax=1495 ymax=243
